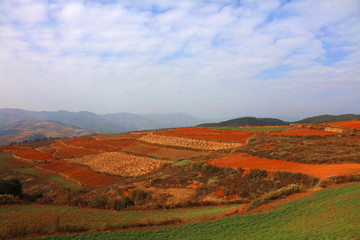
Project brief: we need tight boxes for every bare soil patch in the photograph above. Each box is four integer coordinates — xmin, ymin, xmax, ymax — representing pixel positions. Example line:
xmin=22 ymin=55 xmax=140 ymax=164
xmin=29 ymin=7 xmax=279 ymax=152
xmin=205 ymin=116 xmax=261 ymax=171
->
xmin=208 ymin=153 xmax=360 ymax=179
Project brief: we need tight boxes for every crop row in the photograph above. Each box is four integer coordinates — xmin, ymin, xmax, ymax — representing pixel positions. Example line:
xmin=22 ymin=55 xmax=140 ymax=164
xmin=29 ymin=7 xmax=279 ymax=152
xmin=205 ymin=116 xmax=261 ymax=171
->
xmin=65 ymin=151 xmax=171 ymax=176
xmin=139 ymin=134 xmax=242 ymax=151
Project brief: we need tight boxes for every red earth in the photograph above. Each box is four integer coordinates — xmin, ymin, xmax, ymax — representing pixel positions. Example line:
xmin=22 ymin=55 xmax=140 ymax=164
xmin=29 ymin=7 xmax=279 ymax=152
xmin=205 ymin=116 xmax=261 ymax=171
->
xmin=39 ymin=161 xmax=120 ymax=186
xmin=1 ymin=146 xmax=54 ymax=162
xmin=208 ymin=154 xmax=360 ymax=179
xmin=268 ymin=128 xmax=339 ymax=136
xmin=322 ymin=119 xmax=360 ymax=129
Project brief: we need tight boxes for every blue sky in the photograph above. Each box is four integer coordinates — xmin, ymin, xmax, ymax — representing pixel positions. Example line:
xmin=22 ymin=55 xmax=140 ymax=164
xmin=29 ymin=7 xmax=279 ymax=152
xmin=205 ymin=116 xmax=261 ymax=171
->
xmin=0 ymin=0 xmax=359 ymax=120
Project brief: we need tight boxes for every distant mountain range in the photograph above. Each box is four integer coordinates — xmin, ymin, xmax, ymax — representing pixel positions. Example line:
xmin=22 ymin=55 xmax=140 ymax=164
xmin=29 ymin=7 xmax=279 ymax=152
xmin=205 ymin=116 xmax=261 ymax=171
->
xmin=0 ymin=109 xmax=209 ymax=146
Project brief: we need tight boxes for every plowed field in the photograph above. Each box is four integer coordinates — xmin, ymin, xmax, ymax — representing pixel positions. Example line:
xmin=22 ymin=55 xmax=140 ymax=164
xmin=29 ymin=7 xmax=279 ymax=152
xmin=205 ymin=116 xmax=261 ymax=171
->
xmin=323 ymin=119 xmax=360 ymax=129
xmin=60 ymin=137 xmax=119 ymax=151
xmin=93 ymin=133 xmax=146 ymax=141
xmin=208 ymin=154 xmax=360 ymax=179
xmin=65 ymin=151 xmax=171 ymax=176
xmin=157 ymin=127 xmax=253 ymax=143
xmin=1 ymin=146 xmax=54 ymax=162
xmin=139 ymin=134 xmax=242 ymax=151
xmin=39 ymin=161 xmax=120 ymax=186
xmin=268 ymin=128 xmax=339 ymax=136
xmin=121 ymin=141 xmax=211 ymax=160
xmin=49 ymin=140 xmax=101 ymax=158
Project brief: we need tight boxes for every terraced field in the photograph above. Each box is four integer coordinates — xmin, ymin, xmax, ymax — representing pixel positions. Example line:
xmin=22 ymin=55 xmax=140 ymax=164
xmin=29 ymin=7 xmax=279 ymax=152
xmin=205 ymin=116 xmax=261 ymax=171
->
xmin=1 ymin=120 xmax=360 ymax=239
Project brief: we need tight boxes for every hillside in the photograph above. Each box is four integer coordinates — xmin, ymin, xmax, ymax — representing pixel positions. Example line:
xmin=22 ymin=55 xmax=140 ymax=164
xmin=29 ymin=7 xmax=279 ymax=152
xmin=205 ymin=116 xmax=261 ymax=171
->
xmin=198 ymin=114 xmax=360 ymax=127
xmin=296 ymin=114 xmax=360 ymax=124
xmin=198 ymin=117 xmax=289 ymax=127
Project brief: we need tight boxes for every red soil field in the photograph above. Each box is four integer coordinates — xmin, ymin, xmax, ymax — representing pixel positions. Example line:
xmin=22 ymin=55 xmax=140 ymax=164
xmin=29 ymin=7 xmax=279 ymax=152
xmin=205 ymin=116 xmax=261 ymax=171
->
xmin=39 ymin=161 xmax=120 ymax=186
xmin=49 ymin=140 xmax=101 ymax=158
xmin=157 ymin=127 xmax=253 ymax=144
xmin=322 ymin=119 xmax=360 ymax=129
xmin=1 ymin=146 xmax=54 ymax=162
xmin=208 ymin=154 xmax=360 ymax=179
xmin=93 ymin=133 xmax=146 ymax=141
xmin=268 ymin=128 xmax=339 ymax=136
xmin=60 ymin=137 xmax=119 ymax=152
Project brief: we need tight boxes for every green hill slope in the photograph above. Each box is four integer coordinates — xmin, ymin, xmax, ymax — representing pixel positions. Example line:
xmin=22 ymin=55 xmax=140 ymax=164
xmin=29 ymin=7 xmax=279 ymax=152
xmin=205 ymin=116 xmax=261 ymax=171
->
xmin=296 ymin=114 xmax=360 ymax=124
xmin=199 ymin=117 xmax=289 ymax=127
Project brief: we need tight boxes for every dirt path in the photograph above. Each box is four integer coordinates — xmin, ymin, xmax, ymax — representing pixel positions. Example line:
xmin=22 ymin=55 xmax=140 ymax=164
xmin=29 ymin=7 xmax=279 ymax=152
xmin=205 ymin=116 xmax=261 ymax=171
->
xmin=208 ymin=154 xmax=360 ymax=179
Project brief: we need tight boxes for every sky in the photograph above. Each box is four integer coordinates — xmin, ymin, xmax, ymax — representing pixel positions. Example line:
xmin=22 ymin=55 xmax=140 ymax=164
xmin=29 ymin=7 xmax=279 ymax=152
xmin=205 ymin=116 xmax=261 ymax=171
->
xmin=0 ymin=0 xmax=359 ymax=121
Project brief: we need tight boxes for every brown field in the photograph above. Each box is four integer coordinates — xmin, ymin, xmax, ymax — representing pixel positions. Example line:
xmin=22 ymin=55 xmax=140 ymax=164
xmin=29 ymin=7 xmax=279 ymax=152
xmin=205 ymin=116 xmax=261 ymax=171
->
xmin=39 ymin=161 xmax=120 ymax=186
xmin=139 ymin=134 xmax=243 ymax=151
xmin=64 ymin=151 xmax=171 ymax=176
xmin=268 ymin=128 xmax=339 ymax=136
xmin=208 ymin=153 xmax=360 ymax=179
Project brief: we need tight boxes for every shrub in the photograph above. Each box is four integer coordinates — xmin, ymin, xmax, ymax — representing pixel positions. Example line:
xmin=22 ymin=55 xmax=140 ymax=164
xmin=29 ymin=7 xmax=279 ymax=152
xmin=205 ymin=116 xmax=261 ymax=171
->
xmin=247 ymin=184 xmax=300 ymax=210
xmin=111 ymin=197 xmax=134 ymax=210
xmin=0 ymin=178 xmax=22 ymax=196
xmin=88 ymin=195 xmax=108 ymax=209
xmin=249 ymin=169 xmax=268 ymax=179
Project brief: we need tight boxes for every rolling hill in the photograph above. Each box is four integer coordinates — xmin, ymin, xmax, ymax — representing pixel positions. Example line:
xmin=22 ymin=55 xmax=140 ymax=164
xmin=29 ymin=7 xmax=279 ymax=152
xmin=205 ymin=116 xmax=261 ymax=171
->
xmin=198 ymin=117 xmax=289 ymax=127
xmin=0 ymin=120 xmax=98 ymax=146
xmin=198 ymin=114 xmax=360 ymax=127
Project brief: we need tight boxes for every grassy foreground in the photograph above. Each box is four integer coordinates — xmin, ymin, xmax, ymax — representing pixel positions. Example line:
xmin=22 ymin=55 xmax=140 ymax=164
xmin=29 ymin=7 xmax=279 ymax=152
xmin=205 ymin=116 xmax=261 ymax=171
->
xmin=28 ymin=182 xmax=360 ymax=240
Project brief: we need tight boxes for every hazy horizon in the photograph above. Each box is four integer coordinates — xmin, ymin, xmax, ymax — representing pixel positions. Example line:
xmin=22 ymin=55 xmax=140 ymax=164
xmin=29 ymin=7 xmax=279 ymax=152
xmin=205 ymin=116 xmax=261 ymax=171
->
xmin=1 ymin=0 xmax=359 ymax=120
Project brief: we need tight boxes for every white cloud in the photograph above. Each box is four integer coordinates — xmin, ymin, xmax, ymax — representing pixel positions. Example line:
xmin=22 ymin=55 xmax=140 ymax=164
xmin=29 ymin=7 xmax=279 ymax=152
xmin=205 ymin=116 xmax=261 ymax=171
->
xmin=0 ymin=0 xmax=359 ymax=118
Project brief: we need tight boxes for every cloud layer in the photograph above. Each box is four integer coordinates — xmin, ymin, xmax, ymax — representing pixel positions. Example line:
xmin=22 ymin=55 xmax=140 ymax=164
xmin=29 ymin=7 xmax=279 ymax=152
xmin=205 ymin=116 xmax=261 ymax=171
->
xmin=0 ymin=0 xmax=359 ymax=119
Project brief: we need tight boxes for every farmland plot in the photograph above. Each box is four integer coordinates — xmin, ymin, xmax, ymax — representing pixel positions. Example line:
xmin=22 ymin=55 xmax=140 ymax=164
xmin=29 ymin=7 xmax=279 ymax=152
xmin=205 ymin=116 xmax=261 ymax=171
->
xmin=39 ymin=161 xmax=120 ymax=186
xmin=158 ymin=127 xmax=253 ymax=143
xmin=268 ymin=128 xmax=339 ymax=136
xmin=1 ymin=146 xmax=54 ymax=162
xmin=65 ymin=151 xmax=171 ymax=176
xmin=208 ymin=153 xmax=360 ymax=179
xmin=139 ymin=134 xmax=242 ymax=151
xmin=121 ymin=141 xmax=212 ymax=160
xmin=49 ymin=140 xmax=100 ymax=158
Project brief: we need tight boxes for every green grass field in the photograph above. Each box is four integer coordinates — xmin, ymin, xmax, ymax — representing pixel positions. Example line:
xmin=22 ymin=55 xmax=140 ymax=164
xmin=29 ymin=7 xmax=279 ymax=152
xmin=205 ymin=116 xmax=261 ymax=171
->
xmin=0 ymin=152 xmax=12 ymax=167
xmin=12 ymin=167 xmax=82 ymax=191
xmin=210 ymin=126 xmax=291 ymax=131
xmin=27 ymin=182 xmax=360 ymax=240
xmin=0 ymin=204 xmax=239 ymax=239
